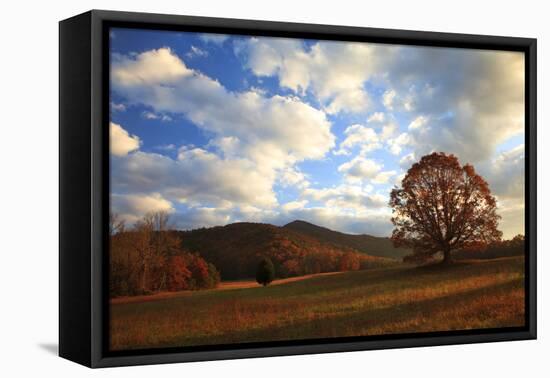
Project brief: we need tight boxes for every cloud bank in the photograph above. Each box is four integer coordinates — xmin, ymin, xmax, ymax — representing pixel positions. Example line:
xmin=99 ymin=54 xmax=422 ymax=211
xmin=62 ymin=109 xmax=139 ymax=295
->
xmin=109 ymin=34 xmax=525 ymax=238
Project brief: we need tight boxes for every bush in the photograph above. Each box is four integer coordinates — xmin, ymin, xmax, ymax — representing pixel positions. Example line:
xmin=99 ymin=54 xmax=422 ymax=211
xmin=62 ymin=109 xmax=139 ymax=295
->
xmin=161 ymin=253 xmax=221 ymax=292
xmin=205 ymin=263 xmax=221 ymax=289
xmin=166 ymin=256 xmax=192 ymax=291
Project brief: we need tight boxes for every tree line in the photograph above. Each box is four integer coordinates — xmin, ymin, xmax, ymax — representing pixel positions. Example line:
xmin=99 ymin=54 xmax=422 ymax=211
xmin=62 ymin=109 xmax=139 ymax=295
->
xmin=109 ymin=212 xmax=220 ymax=297
xmin=109 ymin=211 xmax=388 ymax=295
xmin=452 ymin=234 xmax=525 ymax=260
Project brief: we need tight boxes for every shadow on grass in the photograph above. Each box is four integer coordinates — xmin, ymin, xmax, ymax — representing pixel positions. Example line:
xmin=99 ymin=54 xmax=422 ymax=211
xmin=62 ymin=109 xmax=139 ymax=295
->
xmin=151 ymin=277 xmax=524 ymax=349
xmin=110 ymin=257 xmax=525 ymax=351
xmin=262 ymin=256 xmax=523 ymax=298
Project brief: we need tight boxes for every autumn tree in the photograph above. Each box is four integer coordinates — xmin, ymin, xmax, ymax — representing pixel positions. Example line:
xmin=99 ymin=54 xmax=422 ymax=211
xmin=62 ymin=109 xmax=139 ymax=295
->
xmin=132 ymin=214 xmax=155 ymax=293
xmin=389 ymin=152 xmax=502 ymax=264
xmin=166 ymin=255 xmax=192 ymax=291
xmin=109 ymin=213 xmax=125 ymax=235
xmin=133 ymin=211 xmax=181 ymax=293
xmin=205 ymin=263 xmax=221 ymax=289
xmin=256 ymin=257 xmax=275 ymax=286
xmin=338 ymin=252 xmax=361 ymax=271
xmin=109 ymin=211 xmax=222 ymax=296
xmin=109 ymin=212 xmax=132 ymax=296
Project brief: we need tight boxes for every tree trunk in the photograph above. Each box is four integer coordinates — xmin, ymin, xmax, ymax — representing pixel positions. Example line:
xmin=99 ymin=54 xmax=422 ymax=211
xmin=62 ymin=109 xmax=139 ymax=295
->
xmin=442 ymin=247 xmax=453 ymax=264
xmin=141 ymin=262 xmax=148 ymax=293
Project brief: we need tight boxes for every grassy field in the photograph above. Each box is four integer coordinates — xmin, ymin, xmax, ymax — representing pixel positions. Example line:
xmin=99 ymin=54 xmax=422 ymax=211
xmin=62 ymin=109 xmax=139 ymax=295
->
xmin=110 ymin=256 xmax=525 ymax=351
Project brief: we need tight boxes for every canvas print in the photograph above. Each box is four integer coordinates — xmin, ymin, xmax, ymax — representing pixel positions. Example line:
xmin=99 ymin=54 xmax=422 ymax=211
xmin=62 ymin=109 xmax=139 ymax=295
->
xmin=108 ymin=28 xmax=526 ymax=352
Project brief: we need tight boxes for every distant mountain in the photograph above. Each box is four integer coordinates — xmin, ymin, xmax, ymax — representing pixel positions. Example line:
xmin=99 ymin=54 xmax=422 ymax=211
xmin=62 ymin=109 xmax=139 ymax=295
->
xmin=174 ymin=222 xmax=396 ymax=280
xmin=283 ymin=220 xmax=410 ymax=260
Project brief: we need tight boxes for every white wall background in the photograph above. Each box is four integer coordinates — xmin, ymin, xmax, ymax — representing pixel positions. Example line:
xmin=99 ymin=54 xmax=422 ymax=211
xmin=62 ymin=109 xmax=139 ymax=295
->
xmin=0 ymin=0 xmax=546 ymax=376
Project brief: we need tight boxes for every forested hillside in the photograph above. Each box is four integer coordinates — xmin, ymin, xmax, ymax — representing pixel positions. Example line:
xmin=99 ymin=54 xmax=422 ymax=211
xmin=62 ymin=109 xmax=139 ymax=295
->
xmin=175 ymin=222 xmax=396 ymax=280
xmin=284 ymin=220 xmax=410 ymax=259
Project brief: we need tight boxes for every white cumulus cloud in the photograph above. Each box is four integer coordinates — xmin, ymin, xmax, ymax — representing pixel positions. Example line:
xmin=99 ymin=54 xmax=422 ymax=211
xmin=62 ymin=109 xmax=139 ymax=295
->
xmin=338 ymin=156 xmax=396 ymax=184
xmin=111 ymin=192 xmax=174 ymax=224
xmin=112 ymin=47 xmax=335 ymax=173
xmin=238 ymin=38 xmax=396 ymax=114
xmin=111 ymin=47 xmax=192 ymax=86
xmin=335 ymin=124 xmax=381 ymax=156
xmin=109 ymin=122 xmax=140 ymax=156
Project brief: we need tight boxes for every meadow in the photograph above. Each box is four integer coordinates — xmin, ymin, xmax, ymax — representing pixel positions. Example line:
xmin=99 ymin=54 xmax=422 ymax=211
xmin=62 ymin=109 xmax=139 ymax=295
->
xmin=110 ymin=256 xmax=524 ymax=351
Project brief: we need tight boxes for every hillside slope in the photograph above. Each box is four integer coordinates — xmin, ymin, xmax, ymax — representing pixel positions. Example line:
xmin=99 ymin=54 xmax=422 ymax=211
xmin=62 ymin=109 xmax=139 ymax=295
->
xmin=283 ymin=220 xmax=410 ymax=259
xmin=174 ymin=222 xmax=395 ymax=280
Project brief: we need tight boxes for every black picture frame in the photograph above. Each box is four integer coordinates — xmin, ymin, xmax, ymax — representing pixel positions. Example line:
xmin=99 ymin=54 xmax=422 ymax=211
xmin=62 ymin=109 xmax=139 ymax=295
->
xmin=59 ymin=9 xmax=537 ymax=368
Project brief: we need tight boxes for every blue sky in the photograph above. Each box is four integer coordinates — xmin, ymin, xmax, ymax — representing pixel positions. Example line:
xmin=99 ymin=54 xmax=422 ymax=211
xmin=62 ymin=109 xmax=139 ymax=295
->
xmin=109 ymin=28 xmax=525 ymax=238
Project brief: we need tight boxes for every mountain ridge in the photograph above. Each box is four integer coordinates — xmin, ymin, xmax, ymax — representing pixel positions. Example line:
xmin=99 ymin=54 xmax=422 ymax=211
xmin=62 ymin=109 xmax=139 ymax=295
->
xmin=283 ymin=219 xmax=410 ymax=259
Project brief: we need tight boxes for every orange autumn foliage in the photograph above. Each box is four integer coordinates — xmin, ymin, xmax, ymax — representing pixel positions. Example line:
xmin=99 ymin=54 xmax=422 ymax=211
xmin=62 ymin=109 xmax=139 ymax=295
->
xmin=390 ymin=152 xmax=502 ymax=264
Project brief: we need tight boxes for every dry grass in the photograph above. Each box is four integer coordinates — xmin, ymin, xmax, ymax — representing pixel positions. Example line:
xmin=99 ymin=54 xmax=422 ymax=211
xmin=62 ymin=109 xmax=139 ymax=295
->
xmin=111 ymin=271 xmax=345 ymax=305
xmin=110 ymin=256 xmax=525 ymax=351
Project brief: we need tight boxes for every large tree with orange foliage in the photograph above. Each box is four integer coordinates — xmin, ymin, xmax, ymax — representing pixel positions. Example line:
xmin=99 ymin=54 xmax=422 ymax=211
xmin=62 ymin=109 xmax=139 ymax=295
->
xmin=389 ymin=152 xmax=502 ymax=264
